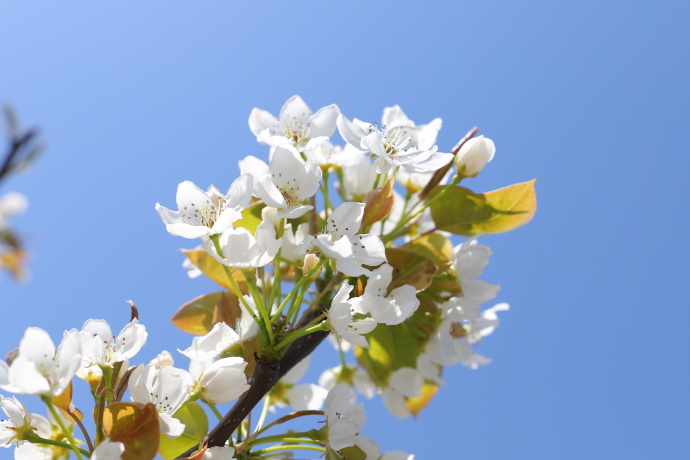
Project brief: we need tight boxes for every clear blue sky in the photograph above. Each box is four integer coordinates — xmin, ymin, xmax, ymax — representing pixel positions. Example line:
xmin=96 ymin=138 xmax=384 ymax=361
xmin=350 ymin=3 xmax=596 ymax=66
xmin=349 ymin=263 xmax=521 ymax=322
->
xmin=1 ymin=1 xmax=688 ymax=459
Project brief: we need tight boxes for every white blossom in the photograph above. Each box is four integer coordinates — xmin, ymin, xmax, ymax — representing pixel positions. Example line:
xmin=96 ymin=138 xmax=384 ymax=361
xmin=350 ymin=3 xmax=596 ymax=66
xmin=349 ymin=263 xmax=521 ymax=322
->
xmin=0 ymin=328 xmax=81 ymax=397
xmin=249 ymin=95 xmax=339 ymax=149
xmin=381 ymin=367 xmax=424 ymax=419
xmin=129 ymin=364 xmax=193 ymax=438
xmin=156 ymin=175 xmax=253 ymax=239
xmin=91 ymin=440 xmax=125 ymax=460
xmin=454 ymin=136 xmax=495 ymax=177
xmin=349 ymin=264 xmax=419 ymax=326
xmin=272 ymin=356 xmax=327 ymax=411
xmin=79 ymin=318 xmax=147 ymax=370
xmin=239 ymin=146 xmax=321 ymax=219
xmin=337 ymin=106 xmax=452 ymax=174
xmin=327 ymin=284 xmax=377 ymax=349
xmin=324 ymin=383 xmax=366 ymax=451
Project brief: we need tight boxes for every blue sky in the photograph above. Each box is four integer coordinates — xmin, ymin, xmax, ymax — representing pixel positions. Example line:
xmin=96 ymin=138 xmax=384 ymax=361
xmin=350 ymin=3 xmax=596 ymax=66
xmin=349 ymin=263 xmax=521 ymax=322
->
xmin=1 ymin=1 xmax=688 ymax=459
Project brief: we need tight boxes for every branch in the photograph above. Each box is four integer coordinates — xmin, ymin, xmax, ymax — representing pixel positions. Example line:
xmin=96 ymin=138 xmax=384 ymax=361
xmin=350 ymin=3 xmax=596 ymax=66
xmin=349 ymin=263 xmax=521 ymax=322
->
xmin=177 ymin=307 xmax=329 ymax=458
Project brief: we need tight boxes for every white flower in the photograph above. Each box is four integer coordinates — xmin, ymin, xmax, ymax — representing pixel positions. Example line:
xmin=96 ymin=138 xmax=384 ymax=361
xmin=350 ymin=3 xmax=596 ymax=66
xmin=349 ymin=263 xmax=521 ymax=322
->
xmin=349 ymin=264 xmax=419 ymax=326
xmin=149 ymin=350 xmax=175 ymax=368
xmin=79 ymin=319 xmax=147 ymax=369
xmin=0 ymin=395 xmax=50 ymax=447
xmin=452 ymin=238 xmax=500 ymax=304
xmin=328 ymin=284 xmax=377 ymax=349
xmin=337 ymin=106 xmax=452 ymax=174
xmin=280 ymin=222 xmax=315 ymax=263
xmin=0 ymin=328 xmax=82 ymax=397
xmin=272 ymin=356 xmax=327 ymax=411
xmin=454 ymin=135 xmax=495 ymax=177
xmin=0 ymin=192 xmax=27 ymax=230
xmin=155 ymin=175 xmax=253 ymax=239
xmin=91 ymin=440 xmax=125 ymax=460
xmin=15 ymin=443 xmax=53 ymax=460
xmin=198 ymin=445 xmax=236 ymax=460
xmin=381 ymin=367 xmax=424 ymax=419
xmin=304 ymin=141 xmax=363 ymax=170
xmin=239 ymin=146 xmax=321 ymax=219
xmin=341 ymin=154 xmax=377 ymax=199
xmin=314 ymin=202 xmax=386 ymax=277
xmin=205 ymin=213 xmax=282 ymax=269
xmin=189 ymin=357 xmax=249 ymax=404
xmin=249 ymin=95 xmax=339 ymax=149
xmin=324 ymin=383 xmax=366 ymax=451
xmin=129 ymin=364 xmax=192 ymax=438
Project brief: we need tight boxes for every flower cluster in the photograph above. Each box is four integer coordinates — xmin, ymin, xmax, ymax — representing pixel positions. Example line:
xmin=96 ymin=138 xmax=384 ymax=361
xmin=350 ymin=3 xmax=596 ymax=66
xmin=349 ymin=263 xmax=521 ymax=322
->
xmin=0 ymin=96 xmax=534 ymax=459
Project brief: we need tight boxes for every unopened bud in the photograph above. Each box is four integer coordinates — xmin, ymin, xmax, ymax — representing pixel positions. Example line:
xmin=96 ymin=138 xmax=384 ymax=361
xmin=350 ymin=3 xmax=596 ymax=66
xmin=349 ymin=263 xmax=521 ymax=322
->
xmin=454 ymin=136 xmax=495 ymax=178
xmin=302 ymin=254 xmax=322 ymax=278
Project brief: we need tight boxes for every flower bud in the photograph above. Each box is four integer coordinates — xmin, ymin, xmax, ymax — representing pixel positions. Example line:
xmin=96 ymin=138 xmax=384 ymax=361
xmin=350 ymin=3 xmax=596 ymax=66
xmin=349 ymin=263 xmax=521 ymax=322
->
xmin=302 ymin=254 xmax=322 ymax=278
xmin=454 ymin=136 xmax=495 ymax=178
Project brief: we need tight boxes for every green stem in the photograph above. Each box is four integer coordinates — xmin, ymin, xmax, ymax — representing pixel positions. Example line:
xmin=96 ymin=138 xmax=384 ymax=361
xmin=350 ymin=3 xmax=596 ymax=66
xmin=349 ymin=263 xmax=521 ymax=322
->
xmin=209 ymin=235 xmax=273 ymax=343
xmin=275 ymin=322 xmax=327 ymax=351
xmin=28 ymin=435 xmax=91 ymax=457
xmin=254 ymin=444 xmax=327 ymax=454
xmin=251 ymin=410 xmax=324 ymax=441
xmin=203 ymin=399 xmax=224 ymax=422
xmin=276 ymin=258 xmax=324 ymax=318
xmin=42 ymin=397 xmax=85 ymax=460
xmin=284 ymin=282 xmax=310 ymax=328
xmin=253 ymin=395 xmax=271 ymax=434
xmin=248 ymin=432 xmax=322 ymax=448
xmin=382 ymin=175 xmax=460 ymax=243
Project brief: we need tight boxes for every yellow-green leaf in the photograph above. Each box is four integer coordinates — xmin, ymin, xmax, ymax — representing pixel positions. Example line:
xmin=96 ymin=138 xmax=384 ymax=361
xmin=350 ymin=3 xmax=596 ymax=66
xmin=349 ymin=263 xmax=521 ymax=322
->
xmin=361 ymin=177 xmax=395 ymax=229
xmin=171 ymin=291 xmax=242 ymax=335
xmin=355 ymin=302 xmax=439 ymax=386
xmin=429 ymin=179 xmax=537 ymax=235
xmin=406 ymin=382 xmax=439 ymax=417
xmin=158 ymin=402 xmax=208 ymax=460
xmin=404 ymin=233 xmax=454 ymax=273
xmin=103 ymin=402 xmax=160 ymax=460
xmin=181 ymin=249 xmax=248 ymax=295
xmin=385 ymin=247 xmax=437 ymax=292
xmin=234 ymin=202 xmax=265 ymax=234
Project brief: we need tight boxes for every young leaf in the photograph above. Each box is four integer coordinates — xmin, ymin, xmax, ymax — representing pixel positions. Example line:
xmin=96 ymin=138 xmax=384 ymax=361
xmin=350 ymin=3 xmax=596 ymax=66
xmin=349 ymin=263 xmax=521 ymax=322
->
xmin=385 ymin=247 xmax=437 ymax=292
xmin=171 ymin=291 xmax=242 ymax=335
xmin=103 ymin=402 xmax=160 ymax=460
xmin=361 ymin=177 xmax=395 ymax=229
xmin=429 ymin=179 xmax=537 ymax=235
xmin=158 ymin=402 xmax=208 ymax=460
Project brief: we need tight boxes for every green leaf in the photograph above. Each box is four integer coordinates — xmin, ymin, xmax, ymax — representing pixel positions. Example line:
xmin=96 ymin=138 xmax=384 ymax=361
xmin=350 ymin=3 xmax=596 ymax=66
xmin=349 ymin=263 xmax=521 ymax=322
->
xmin=355 ymin=299 xmax=439 ymax=386
xmin=234 ymin=202 xmax=265 ymax=234
xmin=158 ymin=402 xmax=208 ymax=460
xmin=361 ymin=177 xmax=394 ymax=229
xmin=385 ymin=247 xmax=437 ymax=292
xmin=404 ymin=232 xmax=454 ymax=273
xmin=429 ymin=179 xmax=537 ymax=235
xmin=103 ymin=402 xmax=160 ymax=460
xmin=181 ymin=249 xmax=249 ymax=295
xmin=171 ymin=291 xmax=242 ymax=335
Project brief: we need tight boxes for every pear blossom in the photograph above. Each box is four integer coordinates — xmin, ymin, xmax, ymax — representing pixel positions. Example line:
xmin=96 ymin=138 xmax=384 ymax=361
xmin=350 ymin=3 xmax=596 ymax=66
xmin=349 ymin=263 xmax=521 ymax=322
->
xmin=249 ymin=95 xmax=339 ymax=149
xmin=155 ymin=174 xmax=253 ymax=239
xmin=337 ymin=106 xmax=452 ymax=174
xmin=91 ymin=440 xmax=125 ymax=460
xmin=327 ymin=284 xmax=377 ymax=349
xmin=189 ymin=357 xmax=249 ymax=404
xmin=324 ymin=383 xmax=366 ymax=451
xmin=197 ymin=445 xmax=236 ymax=460
xmin=341 ymin=154 xmax=377 ymax=199
xmin=280 ymin=222 xmax=314 ymax=264
xmin=129 ymin=364 xmax=193 ymax=437
xmin=239 ymin=145 xmax=321 ymax=219
xmin=79 ymin=318 xmax=147 ymax=369
xmin=205 ymin=215 xmax=281 ymax=268
xmin=0 ymin=328 xmax=81 ymax=397
xmin=454 ymin=135 xmax=495 ymax=177
xmin=14 ymin=443 xmax=53 ymax=460
xmin=271 ymin=356 xmax=327 ymax=411
xmin=304 ymin=140 xmax=363 ymax=170
xmin=451 ymin=238 xmax=500 ymax=307
xmin=0 ymin=395 xmax=50 ymax=447
xmin=381 ymin=367 xmax=424 ymax=419
xmin=149 ymin=350 xmax=175 ymax=368
xmin=314 ymin=202 xmax=386 ymax=277
xmin=0 ymin=192 xmax=27 ymax=230
xmin=349 ymin=264 xmax=419 ymax=326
